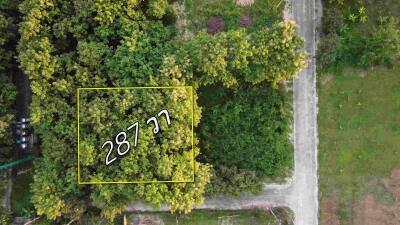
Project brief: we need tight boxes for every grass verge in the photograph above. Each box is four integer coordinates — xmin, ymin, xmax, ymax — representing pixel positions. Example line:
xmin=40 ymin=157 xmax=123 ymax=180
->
xmin=127 ymin=208 xmax=293 ymax=225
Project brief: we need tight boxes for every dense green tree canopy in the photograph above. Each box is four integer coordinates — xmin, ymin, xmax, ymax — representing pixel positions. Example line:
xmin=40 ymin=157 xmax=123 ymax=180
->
xmin=182 ymin=21 xmax=307 ymax=88
xmin=18 ymin=0 xmax=210 ymax=221
xmin=16 ymin=0 xmax=306 ymax=222
xmin=0 ymin=0 xmax=18 ymax=164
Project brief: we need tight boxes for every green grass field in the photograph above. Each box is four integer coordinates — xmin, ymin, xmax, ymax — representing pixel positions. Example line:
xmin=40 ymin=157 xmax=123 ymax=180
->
xmin=127 ymin=208 xmax=293 ymax=225
xmin=318 ymin=65 xmax=400 ymax=224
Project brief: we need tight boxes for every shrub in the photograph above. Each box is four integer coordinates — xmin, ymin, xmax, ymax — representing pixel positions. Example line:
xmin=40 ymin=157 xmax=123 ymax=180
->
xmin=201 ymin=87 xmax=293 ymax=178
xmin=359 ymin=17 xmax=400 ymax=67
xmin=0 ymin=207 xmax=11 ymax=225
xmin=322 ymin=6 xmax=344 ymax=34
xmin=206 ymin=166 xmax=263 ymax=197
xmin=317 ymin=32 xmax=340 ymax=70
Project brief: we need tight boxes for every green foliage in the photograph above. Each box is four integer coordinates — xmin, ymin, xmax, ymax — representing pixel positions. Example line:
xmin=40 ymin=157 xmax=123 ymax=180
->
xmin=185 ymin=21 xmax=307 ymax=88
xmin=322 ymin=7 xmax=344 ymax=34
xmin=201 ymin=87 xmax=293 ymax=178
xmin=319 ymin=16 xmax=400 ymax=69
xmin=184 ymin=0 xmax=284 ymax=32
xmin=0 ymin=0 xmax=18 ymax=164
xmin=18 ymin=0 xmax=209 ymax=222
xmin=17 ymin=0 xmax=305 ymax=221
xmin=0 ymin=1 xmax=19 ymax=71
xmin=0 ymin=77 xmax=16 ymax=149
xmin=206 ymin=166 xmax=263 ymax=197
xmin=247 ymin=21 xmax=307 ymax=87
xmin=359 ymin=17 xmax=400 ymax=67
xmin=0 ymin=207 xmax=11 ymax=225
xmin=318 ymin=0 xmax=400 ymax=71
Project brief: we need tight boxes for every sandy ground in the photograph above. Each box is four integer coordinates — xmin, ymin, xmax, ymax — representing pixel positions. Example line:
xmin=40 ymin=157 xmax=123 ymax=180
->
xmin=320 ymin=197 xmax=340 ymax=225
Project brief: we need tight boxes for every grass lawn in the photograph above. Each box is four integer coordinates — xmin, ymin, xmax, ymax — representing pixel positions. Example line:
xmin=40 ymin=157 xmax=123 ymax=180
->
xmin=127 ymin=208 xmax=293 ymax=225
xmin=11 ymin=170 xmax=34 ymax=216
xmin=318 ymin=64 xmax=400 ymax=224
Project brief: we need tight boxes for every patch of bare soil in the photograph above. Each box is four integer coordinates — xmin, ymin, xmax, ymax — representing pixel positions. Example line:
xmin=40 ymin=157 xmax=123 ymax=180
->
xmin=353 ymin=169 xmax=400 ymax=225
xmin=359 ymin=70 xmax=367 ymax=78
xmin=129 ymin=214 xmax=164 ymax=225
xmin=320 ymin=197 xmax=340 ymax=225
xmin=320 ymin=74 xmax=333 ymax=86
xmin=236 ymin=0 xmax=254 ymax=6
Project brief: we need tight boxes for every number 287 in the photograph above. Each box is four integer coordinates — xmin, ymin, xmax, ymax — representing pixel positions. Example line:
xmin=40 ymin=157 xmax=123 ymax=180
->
xmin=101 ymin=109 xmax=171 ymax=166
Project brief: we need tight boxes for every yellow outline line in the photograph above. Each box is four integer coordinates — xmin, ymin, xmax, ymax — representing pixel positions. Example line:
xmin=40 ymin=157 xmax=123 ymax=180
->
xmin=77 ymin=86 xmax=195 ymax=185
xmin=77 ymin=86 xmax=192 ymax=91
xmin=191 ymin=86 xmax=195 ymax=182
xmin=79 ymin=180 xmax=194 ymax=185
xmin=77 ymin=88 xmax=81 ymax=183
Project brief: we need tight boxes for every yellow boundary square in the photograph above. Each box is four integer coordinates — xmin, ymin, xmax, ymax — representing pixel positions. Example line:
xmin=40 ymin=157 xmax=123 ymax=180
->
xmin=77 ymin=86 xmax=195 ymax=184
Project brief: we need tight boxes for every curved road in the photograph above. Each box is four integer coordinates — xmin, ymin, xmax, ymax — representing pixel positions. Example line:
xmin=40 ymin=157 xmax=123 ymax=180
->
xmin=127 ymin=1 xmax=320 ymax=224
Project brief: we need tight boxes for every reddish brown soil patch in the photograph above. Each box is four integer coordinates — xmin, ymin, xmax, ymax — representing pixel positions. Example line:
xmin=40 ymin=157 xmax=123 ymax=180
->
xmin=320 ymin=197 xmax=340 ymax=225
xmin=207 ymin=16 xmax=224 ymax=34
xmin=353 ymin=169 xmax=400 ymax=225
xmin=320 ymin=74 xmax=333 ymax=86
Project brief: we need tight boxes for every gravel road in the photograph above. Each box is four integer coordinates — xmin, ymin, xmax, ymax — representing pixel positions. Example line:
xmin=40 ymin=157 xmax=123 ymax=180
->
xmin=127 ymin=1 xmax=320 ymax=224
xmin=288 ymin=0 xmax=319 ymax=223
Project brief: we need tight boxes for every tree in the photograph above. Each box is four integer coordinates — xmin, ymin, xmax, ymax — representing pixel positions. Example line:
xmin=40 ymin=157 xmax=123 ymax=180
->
xmin=0 ymin=76 xmax=16 ymax=164
xmin=206 ymin=165 xmax=263 ymax=197
xmin=18 ymin=0 xmax=211 ymax=222
xmin=0 ymin=0 xmax=19 ymax=164
xmin=247 ymin=20 xmax=307 ymax=87
xmin=184 ymin=21 xmax=307 ymax=88
xmin=17 ymin=0 xmax=307 ymax=221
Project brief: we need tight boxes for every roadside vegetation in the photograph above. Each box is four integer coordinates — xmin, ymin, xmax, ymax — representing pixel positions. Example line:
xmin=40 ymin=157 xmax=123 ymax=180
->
xmin=128 ymin=208 xmax=294 ymax=225
xmin=1 ymin=0 xmax=307 ymax=223
xmin=182 ymin=0 xmax=284 ymax=32
xmin=317 ymin=0 xmax=400 ymax=73
xmin=318 ymin=0 xmax=400 ymax=224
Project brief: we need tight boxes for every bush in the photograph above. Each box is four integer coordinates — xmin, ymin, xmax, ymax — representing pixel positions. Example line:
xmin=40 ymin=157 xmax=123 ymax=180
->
xmin=0 ymin=207 xmax=11 ymax=225
xmin=206 ymin=166 xmax=263 ymax=197
xmin=317 ymin=32 xmax=340 ymax=70
xmin=322 ymin=6 xmax=344 ymax=34
xmin=359 ymin=17 xmax=400 ymax=67
xmin=201 ymin=87 xmax=293 ymax=178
